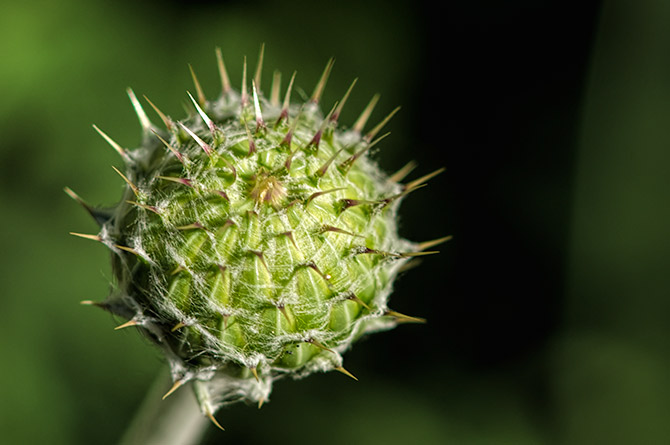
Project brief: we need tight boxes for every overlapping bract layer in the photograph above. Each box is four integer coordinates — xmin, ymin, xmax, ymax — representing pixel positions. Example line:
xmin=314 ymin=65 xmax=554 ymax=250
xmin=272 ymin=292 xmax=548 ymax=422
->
xmin=70 ymin=48 xmax=446 ymax=423
xmin=113 ymin=96 xmax=410 ymax=374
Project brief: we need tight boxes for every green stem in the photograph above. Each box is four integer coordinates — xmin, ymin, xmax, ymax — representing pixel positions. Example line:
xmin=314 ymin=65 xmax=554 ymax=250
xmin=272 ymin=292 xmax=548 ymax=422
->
xmin=118 ymin=368 xmax=209 ymax=445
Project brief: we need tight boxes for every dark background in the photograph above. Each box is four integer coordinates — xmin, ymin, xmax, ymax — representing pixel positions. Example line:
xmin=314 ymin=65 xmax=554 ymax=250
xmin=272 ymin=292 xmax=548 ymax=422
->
xmin=1 ymin=1 xmax=668 ymax=444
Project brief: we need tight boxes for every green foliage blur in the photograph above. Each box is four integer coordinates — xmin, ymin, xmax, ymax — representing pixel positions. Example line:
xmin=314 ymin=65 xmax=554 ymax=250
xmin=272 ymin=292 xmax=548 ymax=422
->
xmin=0 ymin=1 xmax=667 ymax=444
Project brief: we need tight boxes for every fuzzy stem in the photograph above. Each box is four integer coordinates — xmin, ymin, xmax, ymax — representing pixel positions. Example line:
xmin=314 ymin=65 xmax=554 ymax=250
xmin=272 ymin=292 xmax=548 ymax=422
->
xmin=118 ymin=368 xmax=209 ymax=445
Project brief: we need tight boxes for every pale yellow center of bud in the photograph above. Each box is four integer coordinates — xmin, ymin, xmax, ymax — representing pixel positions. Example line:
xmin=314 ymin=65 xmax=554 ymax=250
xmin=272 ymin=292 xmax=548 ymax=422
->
xmin=250 ymin=173 xmax=286 ymax=207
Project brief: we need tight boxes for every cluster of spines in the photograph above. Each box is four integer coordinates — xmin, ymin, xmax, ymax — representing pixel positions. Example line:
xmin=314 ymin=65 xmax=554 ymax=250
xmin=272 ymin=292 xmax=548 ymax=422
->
xmin=68 ymin=45 xmax=450 ymax=429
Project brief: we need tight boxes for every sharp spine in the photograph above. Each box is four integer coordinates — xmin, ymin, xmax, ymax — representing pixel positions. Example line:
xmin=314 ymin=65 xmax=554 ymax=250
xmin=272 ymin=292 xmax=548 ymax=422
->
xmin=80 ymin=300 xmax=107 ymax=309
xmin=151 ymin=129 xmax=185 ymax=165
xmin=162 ymin=379 xmax=185 ymax=400
xmin=384 ymin=310 xmax=426 ymax=324
xmin=111 ymin=166 xmax=140 ymax=196
xmin=205 ymin=409 xmax=225 ymax=431
xmin=171 ymin=321 xmax=186 ymax=332
xmin=250 ymin=250 xmax=270 ymax=273
xmin=379 ymin=184 xmax=427 ymax=208
xmin=280 ymin=105 xmax=303 ymax=149
xmin=305 ymin=261 xmax=332 ymax=281
xmin=215 ymin=47 xmax=232 ymax=95
xmin=252 ymin=81 xmax=266 ymax=132
xmin=69 ymin=232 xmax=102 ymax=242
xmin=308 ymin=101 xmax=338 ymax=150
xmin=417 ymin=235 xmax=452 ymax=251
xmin=277 ymin=303 xmax=293 ymax=325
xmin=158 ymin=176 xmax=193 ymax=188
xmin=253 ymin=43 xmax=265 ymax=92
xmin=126 ymin=200 xmax=160 ymax=214
xmin=311 ymin=58 xmax=335 ymax=105
xmin=316 ymin=147 xmax=345 ymax=177
xmin=306 ymin=338 xmax=334 ymax=353
xmin=270 ymin=70 xmax=281 ymax=107
xmin=389 ymin=160 xmax=417 ymax=183
xmin=176 ymin=222 xmax=204 ymax=231
xmin=339 ymin=132 xmax=390 ymax=173
xmin=187 ymin=91 xmax=216 ymax=133
xmin=365 ymin=106 xmax=400 ymax=143
xmin=279 ymin=231 xmax=298 ymax=249
xmin=356 ymin=247 xmax=439 ymax=258
xmin=346 ymin=293 xmax=371 ymax=310
xmin=352 ymin=94 xmax=380 ymax=134
xmin=320 ymin=225 xmax=363 ymax=238
xmin=188 ymin=64 xmax=207 ymax=106
xmin=143 ymin=96 xmax=173 ymax=131
xmin=114 ymin=244 xmax=143 ymax=257
xmin=404 ymin=167 xmax=445 ymax=191
xmin=250 ymin=367 xmax=260 ymax=382
xmin=276 ymin=71 xmax=297 ymax=127
xmin=241 ymin=56 xmax=249 ymax=107
xmin=334 ymin=366 xmax=358 ymax=381
xmin=127 ymin=87 xmax=152 ymax=132
xmin=179 ymin=122 xmax=213 ymax=157
xmin=331 ymin=78 xmax=357 ymax=124
xmin=305 ymin=187 xmax=346 ymax=206
xmin=114 ymin=319 xmax=140 ymax=330
xmin=64 ymin=187 xmax=112 ymax=226
xmin=340 ymin=198 xmax=381 ymax=212
xmin=93 ymin=125 xmax=129 ymax=161
xmin=397 ymin=258 xmax=423 ymax=274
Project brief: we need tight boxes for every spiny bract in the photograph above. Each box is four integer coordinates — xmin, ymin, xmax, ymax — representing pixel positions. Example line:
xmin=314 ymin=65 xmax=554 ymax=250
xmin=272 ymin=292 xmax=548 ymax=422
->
xmin=69 ymin=46 xmax=448 ymax=427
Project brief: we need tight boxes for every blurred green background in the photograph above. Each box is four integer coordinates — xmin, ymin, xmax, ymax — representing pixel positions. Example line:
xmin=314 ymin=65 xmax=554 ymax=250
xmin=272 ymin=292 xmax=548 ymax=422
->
xmin=1 ymin=0 xmax=668 ymax=444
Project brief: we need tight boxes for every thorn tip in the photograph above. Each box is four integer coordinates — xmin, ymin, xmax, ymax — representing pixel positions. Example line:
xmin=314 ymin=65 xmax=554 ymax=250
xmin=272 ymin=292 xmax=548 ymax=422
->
xmin=162 ymin=380 xmax=185 ymax=400
xmin=127 ymin=87 xmax=152 ymax=131
xmin=334 ymin=366 xmax=359 ymax=381
xmin=93 ymin=125 xmax=128 ymax=160
xmin=114 ymin=319 xmax=140 ymax=330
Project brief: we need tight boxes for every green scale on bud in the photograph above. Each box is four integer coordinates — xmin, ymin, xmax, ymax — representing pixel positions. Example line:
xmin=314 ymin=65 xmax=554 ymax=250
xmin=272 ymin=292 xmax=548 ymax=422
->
xmin=68 ymin=46 xmax=449 ymax=427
